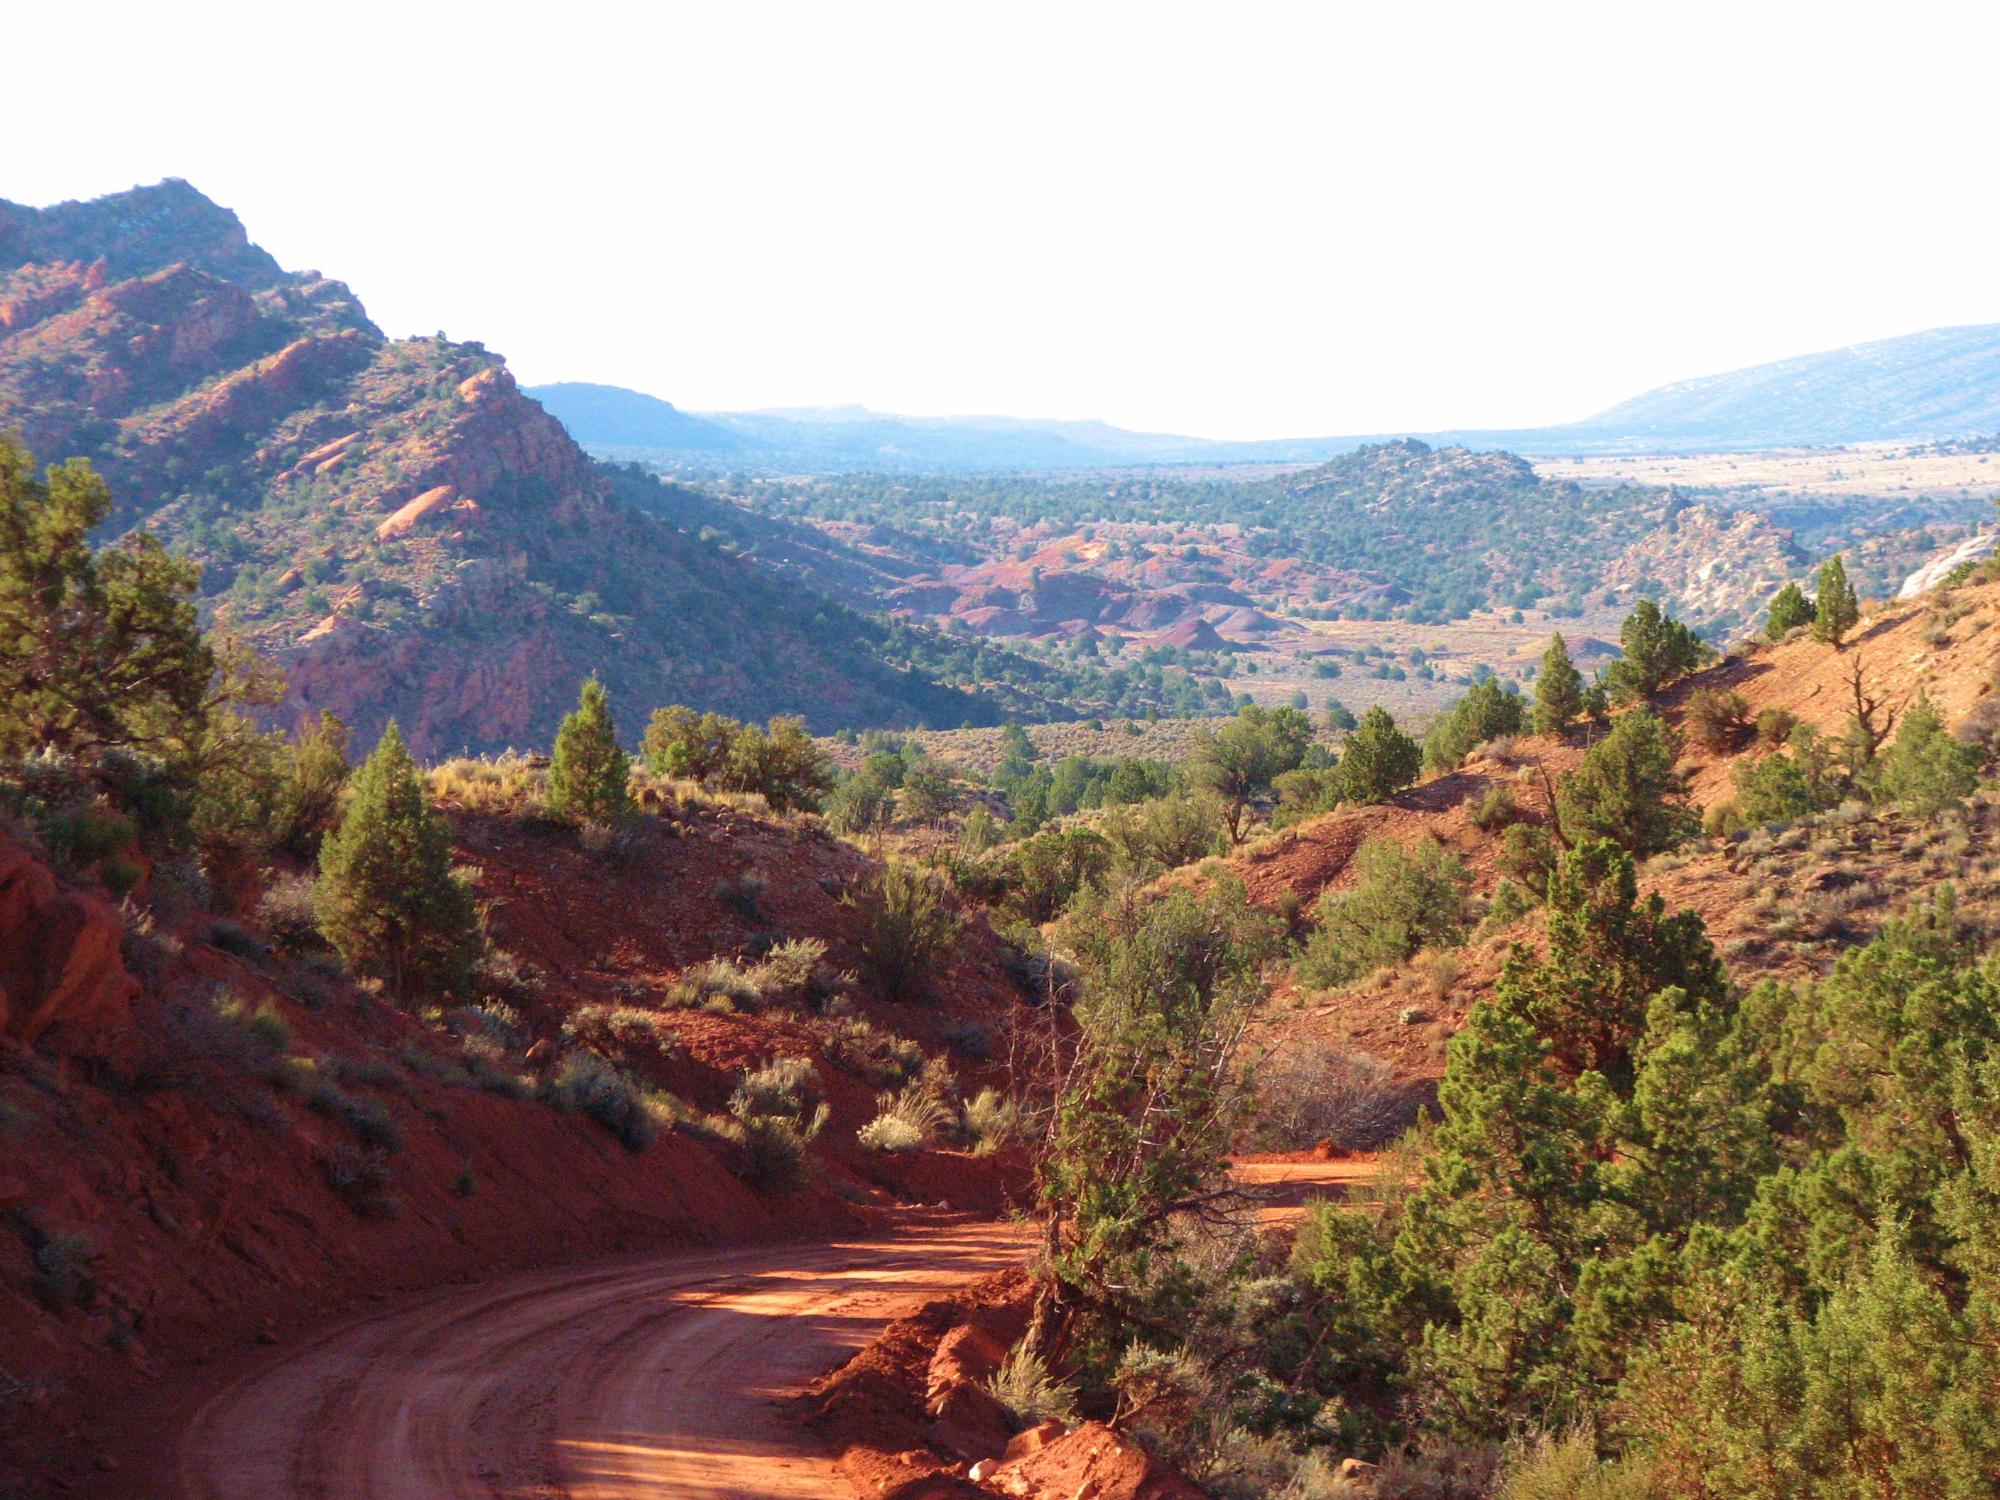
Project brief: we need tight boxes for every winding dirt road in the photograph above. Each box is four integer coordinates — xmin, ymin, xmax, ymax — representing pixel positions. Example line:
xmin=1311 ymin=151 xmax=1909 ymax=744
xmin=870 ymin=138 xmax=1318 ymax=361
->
xmin=167 ymin=1216 xmax=1027 ymax=1500
xmin=141 ymin=1164 xmax=1366 ymax=1499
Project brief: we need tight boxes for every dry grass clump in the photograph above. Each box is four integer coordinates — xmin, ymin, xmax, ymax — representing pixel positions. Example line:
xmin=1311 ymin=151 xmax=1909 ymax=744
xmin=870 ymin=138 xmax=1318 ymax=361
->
xmin=428 ymin=754 xmax=545 ymax=815
xmin=961 ymin=1087 xmax=1020 ymax=1154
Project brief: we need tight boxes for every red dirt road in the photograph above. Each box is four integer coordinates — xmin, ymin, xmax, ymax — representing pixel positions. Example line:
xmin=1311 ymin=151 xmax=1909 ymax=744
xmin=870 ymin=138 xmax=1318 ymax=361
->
xmin=140 ymin=1164 xmax=1371 ymax=1500
xmin=165 ymin=1216 xmax=1028 ymax=1500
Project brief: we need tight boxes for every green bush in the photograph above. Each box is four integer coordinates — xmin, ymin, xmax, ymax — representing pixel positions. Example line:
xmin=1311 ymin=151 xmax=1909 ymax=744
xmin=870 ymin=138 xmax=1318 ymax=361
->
xmin=1296 ymin=837 xmax=1471 ymax=988
xmin=1424 ymin=679 xmax=1527 ymax=773
xmin=1555 ymin=709 xmax=1696 ymax=854
xmin=852 ymin=862 xmax=963 ymax=1003
xmin=1872 ymin=692 xmax=1982 ymax=815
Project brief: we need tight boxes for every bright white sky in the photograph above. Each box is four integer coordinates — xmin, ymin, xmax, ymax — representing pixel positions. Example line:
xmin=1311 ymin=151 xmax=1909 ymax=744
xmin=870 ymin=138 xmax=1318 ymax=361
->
xmin=6 ymin=1 xmax=1998 ymax=440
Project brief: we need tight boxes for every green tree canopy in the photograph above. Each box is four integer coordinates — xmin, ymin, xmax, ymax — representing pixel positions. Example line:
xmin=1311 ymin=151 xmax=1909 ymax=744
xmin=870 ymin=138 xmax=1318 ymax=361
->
xmin=1873 ymin=692 xmax=1982 ymax=815
xmin=0 ymin=438 xmax=215 ymax=763
xmin=1332 ymin=704 xmax=1422 ymax=805
xmin=1603 ymin=599 xmax=1710 ymax=703
xmin=1532 ymin=632 xmax=1586 ymax=737
xmin=1297 ymin=835 xmax=1471 ymax=988
xmin=1812 ymin=555 xmax=1860 ymax=647
xmin=1187 ymin=703 xmax=1315 ymax=841
xmin=1423 ymin=678 xmax=1527 ymax=772
xmin=1765 ymin=580 xmax=1815 ymax=640
xmin=547 ymin=677 xmax=633 ymax=825
xmin=315 ymin=721 xmax=480 ymax=998
xmin=1556 ymin=707 xmax=1696 ymax=854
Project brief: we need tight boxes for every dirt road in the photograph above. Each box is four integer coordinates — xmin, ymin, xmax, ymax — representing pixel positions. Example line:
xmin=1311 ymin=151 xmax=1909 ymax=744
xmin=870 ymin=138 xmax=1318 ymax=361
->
xmin=148 ymin=1164 xmax=1370 ymax=1500
xmin=166 ymin=1216 xmax=1027 ymax=1500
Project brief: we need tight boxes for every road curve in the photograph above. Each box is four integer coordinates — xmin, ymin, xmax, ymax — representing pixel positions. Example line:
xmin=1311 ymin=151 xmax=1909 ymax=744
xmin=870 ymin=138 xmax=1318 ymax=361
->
xmin=172 ymin=1216 xmax=1028 ymax=1500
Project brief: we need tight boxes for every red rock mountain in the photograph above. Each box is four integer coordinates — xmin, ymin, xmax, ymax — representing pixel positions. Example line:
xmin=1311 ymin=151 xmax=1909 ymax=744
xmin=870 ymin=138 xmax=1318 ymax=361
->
xmin=0 ymin=181 xmax=995 ymax=755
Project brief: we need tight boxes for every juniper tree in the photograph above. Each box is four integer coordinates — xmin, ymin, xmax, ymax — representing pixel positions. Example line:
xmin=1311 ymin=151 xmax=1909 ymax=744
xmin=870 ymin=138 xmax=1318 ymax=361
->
xmin=1604 ymin=599 xmax=1709 ymax=703
xmin=1812 ymin=556 xmax=1860 ymax=647
xmin=1873 ymin=691 xmax=1982 ymax=815
xmin=1187 ymin=703 xmax=1315 ymax=841
xmin=547 ymin=677 xmax=632 ymax=824
xmin=1532 ymin=632 xmax=1586 ymax=736
xmin=1331 ymin=704 xmax=1422 ymax=805
xmin=1765 ymin=580 xmax=1815 ymax=641
xmin=1555 ymin=707 xmax=1696 ymax=855
xmin=315 ymin=721 xmax=479 ymax=998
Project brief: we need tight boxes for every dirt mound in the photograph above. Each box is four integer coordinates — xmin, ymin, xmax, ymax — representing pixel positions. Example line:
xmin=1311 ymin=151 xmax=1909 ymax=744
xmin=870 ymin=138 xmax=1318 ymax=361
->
xmin=810 ymin=1266 xmax=1202 ymax=1499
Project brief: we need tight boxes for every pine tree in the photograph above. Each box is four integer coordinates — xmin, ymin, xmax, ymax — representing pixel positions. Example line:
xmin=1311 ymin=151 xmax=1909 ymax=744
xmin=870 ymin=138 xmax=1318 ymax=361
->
xmin=315 ymin=721 xmax=479 ymax=998
xmin=1812 ymin=556 xmax=1860 ymax=647
xmin=1532 ymin=633 xmax=1585 ymax=737
xmin=546 ymin=677 xmax=632 ymax=825
xmin=0 ymin=437 xmax=215 ymax=761
xmin=1765 ymin=581 xmax=1815 ymax=641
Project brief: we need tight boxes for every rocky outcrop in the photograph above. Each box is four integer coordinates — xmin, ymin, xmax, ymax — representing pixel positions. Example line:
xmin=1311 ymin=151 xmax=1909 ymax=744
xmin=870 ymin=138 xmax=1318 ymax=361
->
xmin=1899 ymin=531 xmax=1999 ymax=598
xmin=0 ymin=829 xmax=137 ymax=1049
xmin=1602 ymin=503 xmax=1803 ymax=630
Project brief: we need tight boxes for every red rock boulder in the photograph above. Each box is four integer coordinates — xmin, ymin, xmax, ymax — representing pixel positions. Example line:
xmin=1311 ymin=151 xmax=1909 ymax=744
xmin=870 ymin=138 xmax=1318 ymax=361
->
xmin=0 ymin=829 xmax=139 ymax=1048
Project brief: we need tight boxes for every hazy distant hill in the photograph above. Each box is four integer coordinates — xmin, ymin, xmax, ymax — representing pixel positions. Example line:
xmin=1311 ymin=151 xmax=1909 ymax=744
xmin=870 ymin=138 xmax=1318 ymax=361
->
xmin=525 ymin=382 xmax=744 ymax=453
xmin=529 ymin=389 xmax=1226 ymax=470
xmin=549 ymin=322 xmax=2000 ymax=473
xmin=1555 ymin=322 xmax=2000 ymax=450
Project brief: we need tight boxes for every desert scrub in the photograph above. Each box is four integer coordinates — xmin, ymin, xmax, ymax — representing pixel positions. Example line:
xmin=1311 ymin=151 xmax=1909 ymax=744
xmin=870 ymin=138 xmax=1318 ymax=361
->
xmin=30 ymin=1232 xmax=95 ymax=1309
xmin=984 ymin=1344 xmax=1078 ymax=1428
xmin=662 ymin=957 xmax=764 ymax=1012
xmin=715 ymin=870 xmax=768 ymax=920
xmin=1251 ymin=1042 xmax=1410 ymax=1151
xmin=543 ymin=1050 xmax=659 ymax=1151
xmin=1468 ymin=783 xmax=1518 ymax=831
xmin=1296 ymin=836 xmax=1471 ymax=989
xmin=815 ymin=1016 xmax=925 ymax=1087
xmin=563 ymin=1003 xmax=681 ymax=1058
xmin=857 ymin=1082 xmax=949 ymax=1153
xmin=212 ymin=988 xmax=293 ymax=1055
xmin=943 ymin=1020 xmax=993 ymax=1059
xmin=728 ymin=1057 xmax=830 ymax=1190
xmin=1478 ymin=878 xmax=1537 ymax=935
xmin=849 ymin=861 xmax=963 ymax=1003
xmin=323 ymin=1146 xmax=399 ymax=1219
xmin=256 ymin=873 xmax=324 ymax=953
xmin=961 ymin=1086 xmax=1020 ymax=1154
xmin=745 ymin=936 xmax=841 ymax=1007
